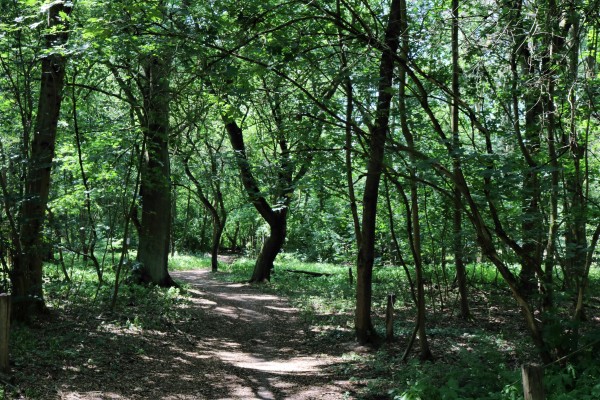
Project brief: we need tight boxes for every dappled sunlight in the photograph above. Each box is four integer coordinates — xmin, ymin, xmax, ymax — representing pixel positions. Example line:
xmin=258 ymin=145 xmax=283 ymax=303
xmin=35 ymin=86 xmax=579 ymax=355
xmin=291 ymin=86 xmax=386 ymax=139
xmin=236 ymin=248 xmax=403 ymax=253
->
xmin=264 ymin=305 xmax=296 ymax=313
xmin=204 ymin=338 xmax=241 ymax=349
xmin=213 ymin=349 xmax=332 ymax=373
xmin=61 ymin=391 xmax=126 ymax=399
xmin=214 ymin=292 xmax=282 ymax=302
xmin=16 ymin=269 xmax=353 ymax=399
xmin=187 ymin=294 xmax=217 ymax=306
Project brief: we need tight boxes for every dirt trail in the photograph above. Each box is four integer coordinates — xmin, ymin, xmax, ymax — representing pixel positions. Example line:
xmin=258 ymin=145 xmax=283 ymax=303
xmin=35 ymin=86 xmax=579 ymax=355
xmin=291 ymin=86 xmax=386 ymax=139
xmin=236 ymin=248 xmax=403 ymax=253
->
xmin=44 ymin=270 xmax=354 ymax=400
xmin=167 ymin=270 xmax=353 ymax=399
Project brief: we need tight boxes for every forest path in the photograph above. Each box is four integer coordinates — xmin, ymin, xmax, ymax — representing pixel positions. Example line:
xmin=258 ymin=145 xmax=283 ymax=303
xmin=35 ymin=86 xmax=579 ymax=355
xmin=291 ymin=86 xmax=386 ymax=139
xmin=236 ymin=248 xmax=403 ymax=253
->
xmin=19 ymin=268 xmax=357 ymax=399
xmin=161 ymin=269 xmax=354 ymax=399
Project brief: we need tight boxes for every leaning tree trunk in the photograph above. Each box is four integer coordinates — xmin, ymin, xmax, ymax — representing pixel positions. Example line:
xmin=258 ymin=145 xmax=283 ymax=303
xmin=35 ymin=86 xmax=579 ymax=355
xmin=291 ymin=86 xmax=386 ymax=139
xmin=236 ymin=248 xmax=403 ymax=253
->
xmin=355 ymin=0 xmax=402 ymax=344
xmin=251 ymin=212 xmax=287 ymax=282
xmin=12 ymin=2 xmax=72 ymax=320
xmin=222 ymin=115 xmax=290 ymax=283
xmin=136 ymin=55 xmax=175 ymax=287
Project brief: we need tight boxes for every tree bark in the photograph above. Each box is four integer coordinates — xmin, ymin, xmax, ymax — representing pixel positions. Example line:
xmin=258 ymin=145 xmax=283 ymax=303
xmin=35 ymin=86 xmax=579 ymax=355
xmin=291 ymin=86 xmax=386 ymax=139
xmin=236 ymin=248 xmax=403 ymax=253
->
xmin=223 ymin=117 xmax=287 ymax=282
xmin=136 ymin=55 xmax=175 ymax=287
xmin=250 ymin=213 xmax=287 ymax=282
xmin=355 ymin=0 xmax=402 ymax=344
xmin=522 ymin=364 xmax=545 ymax=400
xmin=394 ymin=0 xmax=432 ymax=360
xmin=184 ymin=159 xmax=227 ymax=273
xmin=451 ymin=0 xmax=470 ymax=320
xmin=336 ymin=1 xmax=361 ymax=248
xmin=12 ymin=2 xmax=72 ymax=320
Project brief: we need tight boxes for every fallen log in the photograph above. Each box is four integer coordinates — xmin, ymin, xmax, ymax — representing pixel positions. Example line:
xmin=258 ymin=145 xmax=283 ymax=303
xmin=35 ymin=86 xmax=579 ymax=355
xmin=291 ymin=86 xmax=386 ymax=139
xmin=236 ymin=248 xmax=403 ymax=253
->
xmin=283 ymin=269 xmax=333 ymax=277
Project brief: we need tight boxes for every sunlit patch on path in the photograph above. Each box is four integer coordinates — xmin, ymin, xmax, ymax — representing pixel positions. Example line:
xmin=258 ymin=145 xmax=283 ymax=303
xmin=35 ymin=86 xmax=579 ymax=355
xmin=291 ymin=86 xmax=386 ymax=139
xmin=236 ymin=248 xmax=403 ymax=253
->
xmin=167 ymin=269 xmax=353 ymax=399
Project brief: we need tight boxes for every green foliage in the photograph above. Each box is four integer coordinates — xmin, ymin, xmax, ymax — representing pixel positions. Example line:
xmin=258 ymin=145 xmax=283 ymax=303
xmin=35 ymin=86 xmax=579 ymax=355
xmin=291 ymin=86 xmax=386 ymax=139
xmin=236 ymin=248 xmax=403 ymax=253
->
xmin=218 ymin=257 xmax=256 ymax=282
xmin=1 ymin=0 xmax=600 ymax=396
xmin=168 ymin=253 xmax=212 ymax=271
xmin=41 ymin=255 xmax=191 ymax=327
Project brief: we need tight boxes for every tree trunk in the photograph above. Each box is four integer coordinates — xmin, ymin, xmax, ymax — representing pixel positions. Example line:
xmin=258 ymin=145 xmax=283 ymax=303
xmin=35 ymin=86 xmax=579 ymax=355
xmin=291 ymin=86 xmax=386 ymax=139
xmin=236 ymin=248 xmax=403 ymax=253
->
xmin=251 ymin=213 xmax=287 ymax=282
xmin=522 ymin=364 xmax=545 ymax=400
xmin=508 ymin=0 xmax=544 ymax=294
xmin=564 ymin=10 xmax=587 ymax=314
xmin=355 ymin=0 xmax=402 ymax=344
xmin=11 ymin=2 xmax=72 ymax=320
xmin=222 ymin=116 xmax=290 ymax=283
xmin=406 ymin=159 xmax=433 ymax=360
xmin=184 ymin=159 xmax=227 ymax=272
xmin=210 ymin=221 xmax=224 ymax=272
xmin=0 ymin=294 xmax=10 ymax=373
xmin=394 ymin=0 xmax=432 ymax=359
xmin=337 ymin=11 xmax=361 ymax=248
xmin=136 ymin=55 xmax=174 ymax=287
xmin=451 ymin=0 xmax=470 ymax=319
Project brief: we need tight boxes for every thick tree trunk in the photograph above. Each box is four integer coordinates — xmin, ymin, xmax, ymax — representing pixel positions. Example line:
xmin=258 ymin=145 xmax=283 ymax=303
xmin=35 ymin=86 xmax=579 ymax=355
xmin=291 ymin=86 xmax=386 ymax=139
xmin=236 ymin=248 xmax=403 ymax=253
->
xmin=355 ymin=0 xmax=402 ymax=344
xmin=11 ymin=2 xmax=71 ymax=320
xmin=250 ymin=213 xmax=286 ymax=282
xmin=136 ymin=55 xmax=174 ymax=287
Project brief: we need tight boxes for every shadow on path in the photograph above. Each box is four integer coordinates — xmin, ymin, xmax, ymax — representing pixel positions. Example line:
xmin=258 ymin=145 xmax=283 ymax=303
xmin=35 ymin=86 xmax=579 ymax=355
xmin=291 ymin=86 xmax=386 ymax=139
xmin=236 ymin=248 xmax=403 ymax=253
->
xmin=46 ymin=270 xmax=355 ymax=400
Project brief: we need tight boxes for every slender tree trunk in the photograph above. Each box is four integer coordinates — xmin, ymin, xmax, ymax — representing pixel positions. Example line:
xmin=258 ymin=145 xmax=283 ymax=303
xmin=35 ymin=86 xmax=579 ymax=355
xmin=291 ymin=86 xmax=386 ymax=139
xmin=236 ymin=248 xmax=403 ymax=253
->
xmin=542 ymin=1 xmax=566 ymax=310
xmin=171 ymin=186 xmax=177 ymax=257
xmin=355 ymin=0 xmax=402 ymax=344
xmin=210 ymin=220 xmax=224 ymax=272
xmin=337 ymin=0 xmax=361 ymax=248
xmin=226 ymin=221 xmax=240 ymax=251
xmin=383 ymin=177 xmax=417 ymax=305
xmin=563 ymin=9 xmax=587 ymax=319
xmin=184 ymin=160 xmax=227 ymax=273
xmin=12 ymin=2 xmax=72 ymax=320
xmin=395 ymin=0 xmax=432 ymax=359
xmin=71 ymin=75 xmax=102 ymax=282
xmin=408 ymin=167 xmax=433 ymax=360
xmin=199 ymin=212 xmax=209 ymax=252
xmin=508 ymin=0 xmax=544 ymax=294
xmin=111 ymin=145 xmax=142 ymax=311
xmin=451 ymin=0 xmax=470 ymax=319
xmin=574 ymin=28 xmax=598 ymax=322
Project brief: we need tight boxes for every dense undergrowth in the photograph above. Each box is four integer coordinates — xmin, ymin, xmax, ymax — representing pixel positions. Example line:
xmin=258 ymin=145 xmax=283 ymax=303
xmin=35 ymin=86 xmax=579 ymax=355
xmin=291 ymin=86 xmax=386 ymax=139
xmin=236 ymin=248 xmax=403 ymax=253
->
xmin=6 ymin=253 xmax=600 ymax=399
xmin=7 ymin=256 xmax=195 ymax=399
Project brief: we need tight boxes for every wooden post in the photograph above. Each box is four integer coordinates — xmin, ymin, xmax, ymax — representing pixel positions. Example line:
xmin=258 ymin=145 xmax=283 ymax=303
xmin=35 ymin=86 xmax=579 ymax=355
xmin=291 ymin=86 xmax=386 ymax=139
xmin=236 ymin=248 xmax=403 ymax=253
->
xmin=348 ymin=267 xmax=353 ymax=285
xmin=522 ymin=364 xmax=545 ymax=400
xmin=0 ymin=294 xmax=10 ymax=373
xmin=386 ymin=293 xmax=394 ymax=341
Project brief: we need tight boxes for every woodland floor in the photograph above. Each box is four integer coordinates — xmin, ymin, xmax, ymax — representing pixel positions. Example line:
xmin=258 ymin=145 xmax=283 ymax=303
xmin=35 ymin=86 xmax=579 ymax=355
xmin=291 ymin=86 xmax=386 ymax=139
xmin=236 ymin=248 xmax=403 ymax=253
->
xmin=9 ymin=260 xmax=600 ymax=399
xmin=8 ymin=267 xmax=357 ymax=399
